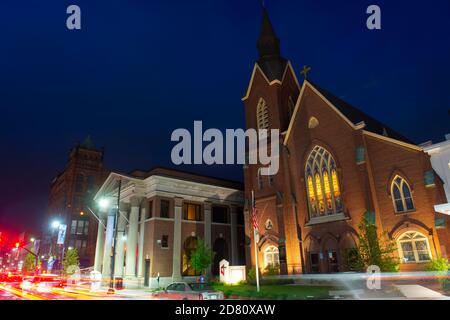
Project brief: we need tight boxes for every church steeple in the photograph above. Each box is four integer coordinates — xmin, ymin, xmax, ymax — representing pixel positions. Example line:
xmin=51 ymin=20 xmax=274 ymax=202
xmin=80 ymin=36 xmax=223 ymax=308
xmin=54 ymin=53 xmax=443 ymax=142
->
xmin=257 ymin=8 xmax=281 ymax=61
xmin=255 ymin=8 xmax=287 ymax=81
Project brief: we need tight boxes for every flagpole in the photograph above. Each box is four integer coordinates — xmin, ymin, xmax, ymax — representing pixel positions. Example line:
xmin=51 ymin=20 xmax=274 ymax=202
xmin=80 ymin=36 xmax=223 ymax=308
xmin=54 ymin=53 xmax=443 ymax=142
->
xmin=252 ymin=190 xmax=260 ymax=293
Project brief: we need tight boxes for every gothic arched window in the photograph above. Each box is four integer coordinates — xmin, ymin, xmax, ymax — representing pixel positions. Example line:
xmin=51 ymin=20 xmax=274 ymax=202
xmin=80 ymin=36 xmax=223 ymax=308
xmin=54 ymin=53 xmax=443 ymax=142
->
xmin=256 ymin=98 xmax=270 ymax=130
xmin=264 ymin=246 xmax=280 ymax=268
xmin=391 ymin=176 xmax=414 ymax=213
xmin=305 ymin=146 xmax=343 ymax=218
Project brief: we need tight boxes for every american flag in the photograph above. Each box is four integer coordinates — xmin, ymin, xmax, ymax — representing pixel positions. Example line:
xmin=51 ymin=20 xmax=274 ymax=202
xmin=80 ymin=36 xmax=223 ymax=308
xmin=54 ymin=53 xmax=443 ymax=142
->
xmin=251 ymin=191 xmax=259 ymax=231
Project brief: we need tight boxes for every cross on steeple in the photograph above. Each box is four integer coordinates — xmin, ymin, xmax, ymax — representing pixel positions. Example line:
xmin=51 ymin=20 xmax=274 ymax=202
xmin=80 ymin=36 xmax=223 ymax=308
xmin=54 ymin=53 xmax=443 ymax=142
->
xmin=301 ymin=65 xmax=311 ymax=79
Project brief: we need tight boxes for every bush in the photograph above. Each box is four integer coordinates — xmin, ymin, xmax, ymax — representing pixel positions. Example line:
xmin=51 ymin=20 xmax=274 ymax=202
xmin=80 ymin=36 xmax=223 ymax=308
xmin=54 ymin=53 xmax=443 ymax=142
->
xmin=425 ymin=257 xmax=449 ymax=272
xmin=426 ymin=257 xmax=450 ymax=292
xmin=264 ymin=264 xmax=280 ymax=276
xmin=247 ymin=267 xmax=256 ymax=283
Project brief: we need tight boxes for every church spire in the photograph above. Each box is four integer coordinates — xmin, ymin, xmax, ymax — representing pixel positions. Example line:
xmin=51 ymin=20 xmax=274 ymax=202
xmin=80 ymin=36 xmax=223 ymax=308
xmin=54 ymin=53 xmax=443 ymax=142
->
xmin=255 ymin=7 xmax=287 ymax=81
xmin=257 ymin=8 xmax=281 ymax=61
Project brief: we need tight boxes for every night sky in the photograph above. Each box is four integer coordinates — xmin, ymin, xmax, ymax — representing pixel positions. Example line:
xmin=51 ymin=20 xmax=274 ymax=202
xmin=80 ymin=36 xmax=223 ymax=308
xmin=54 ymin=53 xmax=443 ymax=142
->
xmin=0 ymin=0 xmax=449 ymax=235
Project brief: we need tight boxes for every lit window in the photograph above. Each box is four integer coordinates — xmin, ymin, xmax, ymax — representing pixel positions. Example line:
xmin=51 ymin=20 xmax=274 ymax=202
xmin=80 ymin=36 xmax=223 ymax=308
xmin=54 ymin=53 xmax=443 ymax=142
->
xmin=256 ymin=98 xmax=270 ymax=130
xmin=264 ymin=246 xmax=280 ymax=268
xmin=183 ymin=203 xmax=201 ymax=221
xmin=305 ymin=146 xmax=343 ymax=218
xmin=398 ymin=231 xmax=431 ymax=263
xmin=391 ymin=176 xmax=415 ymax=213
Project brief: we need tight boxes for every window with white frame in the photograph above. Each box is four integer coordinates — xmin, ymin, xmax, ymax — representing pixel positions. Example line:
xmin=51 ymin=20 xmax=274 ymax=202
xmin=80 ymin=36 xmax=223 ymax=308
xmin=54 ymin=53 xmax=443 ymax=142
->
xmin=264 ymin=246 xmax=280 ymax=268
xmin=391 ymin=176 xmax=414 ymax=213
xmin=398 ymin=231 xmax=431 ymax=263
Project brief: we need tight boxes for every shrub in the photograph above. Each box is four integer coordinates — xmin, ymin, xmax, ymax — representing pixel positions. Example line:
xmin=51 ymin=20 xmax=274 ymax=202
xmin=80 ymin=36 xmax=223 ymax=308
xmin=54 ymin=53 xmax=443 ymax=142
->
xmin=264 ymin=264 xmax=280 ymax=276
xmin=426 ymin=257 xmax=450 ymax=292
xmin=247 ymin=267 xmax=256 ymax=283
xmin=425 ymin=257 xmax=449 ymax=272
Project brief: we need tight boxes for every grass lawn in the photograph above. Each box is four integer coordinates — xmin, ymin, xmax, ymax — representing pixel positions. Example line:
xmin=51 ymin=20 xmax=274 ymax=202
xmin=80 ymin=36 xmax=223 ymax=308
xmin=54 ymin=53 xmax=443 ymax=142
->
xmin=211 ymin=283 xmax=339 ymax=300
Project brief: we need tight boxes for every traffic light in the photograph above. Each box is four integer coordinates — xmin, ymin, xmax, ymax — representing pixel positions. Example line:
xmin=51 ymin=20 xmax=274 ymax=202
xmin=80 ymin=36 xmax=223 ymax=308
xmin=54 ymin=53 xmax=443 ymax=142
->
xmin=15 ymin=242 xmax=20 ymax=249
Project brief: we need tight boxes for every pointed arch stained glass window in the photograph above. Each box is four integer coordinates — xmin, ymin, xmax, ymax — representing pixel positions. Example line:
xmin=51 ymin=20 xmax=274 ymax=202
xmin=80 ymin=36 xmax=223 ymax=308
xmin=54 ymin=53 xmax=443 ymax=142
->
xmin=305 ymin=146 xmax=343 ymax=219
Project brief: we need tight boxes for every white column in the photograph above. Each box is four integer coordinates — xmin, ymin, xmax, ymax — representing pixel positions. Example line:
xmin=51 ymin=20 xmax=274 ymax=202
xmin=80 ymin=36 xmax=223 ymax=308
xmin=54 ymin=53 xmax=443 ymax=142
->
xmin=114 ymin=209 xmax=127 ymax=277
xmin=203 ymin=202 xmax=212 ymax=276
xmin=102 ymin=209 xmax=115 ymax=277
xmin=230 ymin=205 xmax=238 ymax=265
xmin=125 ymin=198 xmax=140 ymax=278
xmin=137 ymin=206 xmax=146 ymax=278
xmin=172 ymin=197 xmax=183 ymax=281
xmin=94 ymin=217 xmax=106 ymax=272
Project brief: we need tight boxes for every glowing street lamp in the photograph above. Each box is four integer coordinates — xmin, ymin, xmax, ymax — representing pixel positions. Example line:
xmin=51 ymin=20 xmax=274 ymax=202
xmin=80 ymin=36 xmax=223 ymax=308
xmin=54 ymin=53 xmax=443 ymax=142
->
xmin=98 ymin=198 xmax=110 ymax=210
xmin=30 ymin=238 xmax=35 ymax=243
xmin=51 ymin=220 xmax=61 ymax=229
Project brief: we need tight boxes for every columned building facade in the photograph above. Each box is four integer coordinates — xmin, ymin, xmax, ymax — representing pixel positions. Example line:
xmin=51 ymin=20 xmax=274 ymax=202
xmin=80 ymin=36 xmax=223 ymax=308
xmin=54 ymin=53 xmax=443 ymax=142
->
xmin=93 ymin=168 xmax=244 ymax=288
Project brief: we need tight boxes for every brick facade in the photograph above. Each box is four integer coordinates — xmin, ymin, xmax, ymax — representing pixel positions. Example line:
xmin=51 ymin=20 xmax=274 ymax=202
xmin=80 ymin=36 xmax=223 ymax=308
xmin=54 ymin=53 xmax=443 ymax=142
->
xmin=242 ymin=10 xmax=450 ymax=274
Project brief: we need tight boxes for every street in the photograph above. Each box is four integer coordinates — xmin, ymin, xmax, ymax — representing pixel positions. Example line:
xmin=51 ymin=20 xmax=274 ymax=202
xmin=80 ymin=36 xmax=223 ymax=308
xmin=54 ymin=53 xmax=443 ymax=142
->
xmin=0 ymin=283 xmax=156 ymax=300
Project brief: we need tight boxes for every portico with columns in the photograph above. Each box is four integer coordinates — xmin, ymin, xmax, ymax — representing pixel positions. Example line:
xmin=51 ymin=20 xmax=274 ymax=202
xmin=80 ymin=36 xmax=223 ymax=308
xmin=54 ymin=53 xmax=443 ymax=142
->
xmin=93 ymin=167 xmax=244 ymax=288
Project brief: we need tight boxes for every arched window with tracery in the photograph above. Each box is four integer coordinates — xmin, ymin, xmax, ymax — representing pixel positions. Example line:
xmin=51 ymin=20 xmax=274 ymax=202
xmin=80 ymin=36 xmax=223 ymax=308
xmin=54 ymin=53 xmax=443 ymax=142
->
xmin=264 ymin=246 xmax=280 ymax=268
xmin=391 ymin=175 xmax=414 ymax=213
xmin=397 ymin=231 xmax=431 ymax=263
xmin=305 ymin=146 xmax=343 ymax=218
xmin=256 ymin=98 xmax=270 ymax=130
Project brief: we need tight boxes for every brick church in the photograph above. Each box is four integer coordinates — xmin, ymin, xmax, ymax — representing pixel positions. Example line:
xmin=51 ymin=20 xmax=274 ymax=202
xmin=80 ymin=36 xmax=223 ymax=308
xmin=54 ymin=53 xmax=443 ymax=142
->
xmin=243 ymin=9 xmax=450 ymax=274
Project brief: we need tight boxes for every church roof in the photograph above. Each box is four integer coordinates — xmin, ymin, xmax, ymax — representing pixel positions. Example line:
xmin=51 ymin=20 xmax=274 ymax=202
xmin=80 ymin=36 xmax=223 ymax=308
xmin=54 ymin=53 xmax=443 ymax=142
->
xmin=308 ymin=81 xmax=414 ymax=144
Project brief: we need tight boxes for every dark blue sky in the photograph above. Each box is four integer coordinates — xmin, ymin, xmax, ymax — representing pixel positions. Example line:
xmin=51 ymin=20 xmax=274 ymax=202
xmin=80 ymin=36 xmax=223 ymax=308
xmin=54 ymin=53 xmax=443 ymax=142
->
xmin=0 ymin=0 xmax=449 ymax=234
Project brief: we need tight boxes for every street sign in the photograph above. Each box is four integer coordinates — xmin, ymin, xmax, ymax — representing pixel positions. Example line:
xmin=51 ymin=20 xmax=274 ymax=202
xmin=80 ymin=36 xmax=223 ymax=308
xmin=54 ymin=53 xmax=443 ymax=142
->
xmin=33 ymin=239 xmax=41 ymax=255
xmin=57 ymin=224 xmax=67 ymax=245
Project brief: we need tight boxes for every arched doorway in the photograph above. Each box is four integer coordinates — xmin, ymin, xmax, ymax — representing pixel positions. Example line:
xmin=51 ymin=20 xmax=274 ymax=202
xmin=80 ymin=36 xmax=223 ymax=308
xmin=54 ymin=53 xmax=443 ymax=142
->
xmin=212 ymin=238 xmax=228 ymax=276
xmin=182 ymin=236 xmax=198 ymax=276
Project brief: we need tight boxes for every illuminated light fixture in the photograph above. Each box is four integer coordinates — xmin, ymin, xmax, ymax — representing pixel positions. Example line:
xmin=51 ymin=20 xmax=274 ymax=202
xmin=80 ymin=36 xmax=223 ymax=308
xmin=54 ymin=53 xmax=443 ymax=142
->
xmin=51 ymin=220 xmax=61 ymax=229
xmin=122 ymin=235 xmax=127 ymax=241
xmin=68 ymin=246 xmax=73 ymax=250
xmin=98 ymin=198 xmax=110 ymax=210
xmin=80 ymin=211 xmax=85 ymax=216
xmin=30 ymin=238 xmax=35 ymax=243
xmin=15 ymin=242 xmax=20 ymax=248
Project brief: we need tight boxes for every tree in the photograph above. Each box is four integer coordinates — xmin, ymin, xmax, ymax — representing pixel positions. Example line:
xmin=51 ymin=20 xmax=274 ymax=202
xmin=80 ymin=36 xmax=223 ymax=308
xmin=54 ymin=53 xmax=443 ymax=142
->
xmin=348 ymin=215 xmax=399 ymax=272
xmin=63 ymin=248 xmax=80 ymax=275
xmin=23 ymin=253 xmax=37 ymax=275
xmin=190 ymin=239 xmax=214 ymax=275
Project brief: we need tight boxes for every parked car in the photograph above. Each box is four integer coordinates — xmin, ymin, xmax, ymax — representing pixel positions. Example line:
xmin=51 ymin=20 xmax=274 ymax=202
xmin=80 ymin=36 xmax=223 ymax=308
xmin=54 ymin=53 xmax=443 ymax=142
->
xmin=21 ymin=274 xmax=66 ymax=293
xmin=152 ymin=282 xmax=224 ymax=300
